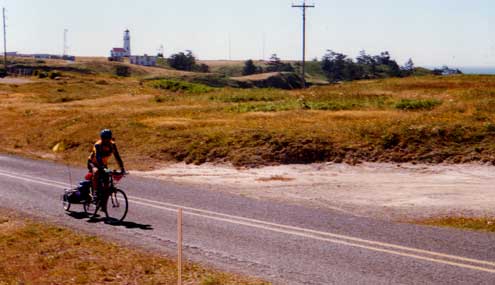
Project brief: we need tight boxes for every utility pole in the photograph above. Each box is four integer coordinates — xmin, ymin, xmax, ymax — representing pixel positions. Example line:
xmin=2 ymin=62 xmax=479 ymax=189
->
xmin=292 ymin=1 xmax=315 ymax=88
xmin=3 ymin=7 xmax=7 ymax=73
xmin=63 ymin=29 xmax=69 ymax=58
xmin=262 ymin=32 xmax=266 ymax=61
xmin=228 ymin=33 xmax=232 ymax=61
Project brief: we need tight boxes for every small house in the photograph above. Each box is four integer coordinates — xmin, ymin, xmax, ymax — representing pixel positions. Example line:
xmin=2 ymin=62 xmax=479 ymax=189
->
xmin=130 ymin=55 xmax=157 ymax=67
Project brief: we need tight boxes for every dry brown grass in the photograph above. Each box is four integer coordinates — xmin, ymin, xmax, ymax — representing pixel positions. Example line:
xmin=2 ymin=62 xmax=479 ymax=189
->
xmin=1 ymin=72 xmax=495 ymax=170
xmin=0 ymin=211 xmax=268 ymax=284
xmin=416 ymin=216 xmax=495 ymax=233
xmin=256 ymin=175 xmax=295 ymax=182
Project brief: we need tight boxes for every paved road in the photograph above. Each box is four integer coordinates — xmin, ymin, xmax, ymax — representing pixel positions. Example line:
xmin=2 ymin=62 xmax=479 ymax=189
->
xmin=0 ymin=154 xmax=494 ymax=284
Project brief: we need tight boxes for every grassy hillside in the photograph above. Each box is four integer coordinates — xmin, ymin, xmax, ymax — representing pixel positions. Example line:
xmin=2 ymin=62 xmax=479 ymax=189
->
xmin=0 ymin=70 xmax=494 ymax=169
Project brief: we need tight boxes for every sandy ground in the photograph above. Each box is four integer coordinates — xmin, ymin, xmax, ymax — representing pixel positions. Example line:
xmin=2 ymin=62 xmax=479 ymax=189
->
xmin=133 ymin=162 xmax=495 ymax=220
xmin=0 ymin=77 xmax=34 ymax=84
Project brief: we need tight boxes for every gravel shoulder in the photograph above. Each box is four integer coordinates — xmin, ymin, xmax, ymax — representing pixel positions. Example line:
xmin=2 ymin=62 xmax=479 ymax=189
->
xmin=133 ymin=162 xmax=495 ymax=221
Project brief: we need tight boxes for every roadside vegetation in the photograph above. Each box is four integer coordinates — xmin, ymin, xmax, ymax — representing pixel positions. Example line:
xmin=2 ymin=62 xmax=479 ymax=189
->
xmin=1 ymin=58 xmax=495 ymax=170
xmin=418 ymin=217 xmax=495 ymax=233
xmin=0 ymin=211 xmax=267 ymax=284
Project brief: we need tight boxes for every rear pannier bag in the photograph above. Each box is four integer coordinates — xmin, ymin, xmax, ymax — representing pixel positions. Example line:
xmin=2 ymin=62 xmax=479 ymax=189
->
xmin=64 ymin=180 xmax=91 ymax=204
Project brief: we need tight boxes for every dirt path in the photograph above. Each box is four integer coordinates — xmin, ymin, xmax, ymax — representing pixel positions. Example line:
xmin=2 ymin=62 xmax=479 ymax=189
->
xmin=133 ymin=162 xmax=495 ymax=220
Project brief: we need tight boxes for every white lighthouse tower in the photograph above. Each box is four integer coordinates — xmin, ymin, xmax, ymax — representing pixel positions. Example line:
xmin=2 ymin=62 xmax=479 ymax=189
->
xmin=123 ymin=29 xmax=131 ymax=57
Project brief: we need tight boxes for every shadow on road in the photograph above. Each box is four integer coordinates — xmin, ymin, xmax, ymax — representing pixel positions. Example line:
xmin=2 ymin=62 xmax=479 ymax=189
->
xmin=67 ymin=211 xmax=154 ymax=230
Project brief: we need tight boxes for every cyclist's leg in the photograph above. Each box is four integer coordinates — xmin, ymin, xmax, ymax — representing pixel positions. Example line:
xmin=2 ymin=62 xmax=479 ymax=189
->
xmin=87 ymin=160 xmax=100 ymax=198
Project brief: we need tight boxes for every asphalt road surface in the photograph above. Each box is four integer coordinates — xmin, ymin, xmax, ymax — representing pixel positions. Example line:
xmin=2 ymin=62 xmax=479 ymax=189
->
xmin=0 ymin=154 xmax=494 ymax=284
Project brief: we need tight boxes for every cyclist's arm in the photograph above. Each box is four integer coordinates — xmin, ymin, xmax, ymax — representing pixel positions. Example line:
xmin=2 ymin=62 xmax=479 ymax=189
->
xmin=113 ymin=144 xmax=125 ymax=170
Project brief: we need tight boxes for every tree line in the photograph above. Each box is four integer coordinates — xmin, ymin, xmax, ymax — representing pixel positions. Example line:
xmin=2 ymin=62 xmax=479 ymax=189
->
xmin=321 ymin=50 xmax=413 ymax=82
xmin=242 ymin=54 xmax=295 ymax=76
xmin=166 ymin=49 xmax=462 ymax=82
xmin=240 ymin=50 xmax=418 ymax=81
xmin=166 ymin=50 xmax=209 ymax=73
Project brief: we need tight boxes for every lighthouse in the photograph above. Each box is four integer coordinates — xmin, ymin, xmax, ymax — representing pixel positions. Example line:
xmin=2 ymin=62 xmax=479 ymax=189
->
xmin=123 ymin=29 xmax=131 ymax=56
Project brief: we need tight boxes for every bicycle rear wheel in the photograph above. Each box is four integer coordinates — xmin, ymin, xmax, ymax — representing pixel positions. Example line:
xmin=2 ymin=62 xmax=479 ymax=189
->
xmin=104 ymin=189 xmax=128 ymax=223
xmin=62 ymin=195 xmax=71 ymax=212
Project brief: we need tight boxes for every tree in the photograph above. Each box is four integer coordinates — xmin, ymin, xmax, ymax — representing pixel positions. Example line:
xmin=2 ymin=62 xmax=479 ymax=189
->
xmin=168 ymin=50 xmax=196 ymax=71
xmin=401 ymin=58 xmax=415 ymax=76
xmin=356 ymin=50 xmax=375 ymax=66
xmin=321 ymin=50 xmax=355 ymax=82
xmin=195 ymin=63 xmax=210 ymax=73
xmin=321 ymin=50 xmax=415 ymax=82
xmin=242 ymin=59 xmax=258 ymax=76
xmin=356 ymin=50 xmax=377 ymax=78
xmin=404 ymin=58 xmax=414 ymax=71
xmin=266 ymin=54 xmax=294 ymax=72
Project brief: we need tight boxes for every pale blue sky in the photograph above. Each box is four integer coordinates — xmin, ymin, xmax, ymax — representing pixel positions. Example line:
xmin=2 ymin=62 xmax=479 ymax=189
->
xmin=3 ymin=0 xmax=495 ymax=67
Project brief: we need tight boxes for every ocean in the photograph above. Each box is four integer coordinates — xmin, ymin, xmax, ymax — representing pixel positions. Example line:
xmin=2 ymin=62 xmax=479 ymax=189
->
xmin=458 ymin=67 xmax=495 ymax=75
xmin=424 ymin=66 xmax=495 ymax=75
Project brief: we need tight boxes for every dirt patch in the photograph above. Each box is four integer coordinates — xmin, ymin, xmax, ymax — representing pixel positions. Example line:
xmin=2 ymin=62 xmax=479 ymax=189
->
xmin=134 ymin=162 xmax=495 ymax=220
xmin=257 ymin=175 xmax=295 ymax=182
xmin=0 ymin=77 xmax=34 ymax=85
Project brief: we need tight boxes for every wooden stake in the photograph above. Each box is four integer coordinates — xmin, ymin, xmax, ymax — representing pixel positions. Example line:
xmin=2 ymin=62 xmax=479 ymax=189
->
xmin=177 ymin=208 xmax=183 ymax=285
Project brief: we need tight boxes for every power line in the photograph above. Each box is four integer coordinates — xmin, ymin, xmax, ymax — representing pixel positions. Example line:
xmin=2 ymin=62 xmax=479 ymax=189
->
xmin=292 ymin=1 xmax=315 ymax=88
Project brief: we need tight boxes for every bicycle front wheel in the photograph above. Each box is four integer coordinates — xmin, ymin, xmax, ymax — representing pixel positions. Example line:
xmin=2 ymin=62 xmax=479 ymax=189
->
xmin=104 ymin=189 xmax=128 ymax=223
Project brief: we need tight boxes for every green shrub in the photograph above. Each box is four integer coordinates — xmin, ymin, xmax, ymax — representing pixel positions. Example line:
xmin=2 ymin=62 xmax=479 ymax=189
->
xmin=201 ymin=276 xmax=221 ymax=285
xmin=229 ymin=102 xmax=297 ymax=113
xmin=484 ymin=123 xmax=495 ymax=133
xmin=38 ymin=71 xmax=48 ymax=79
xmin=209 ymin=92 xmax=283 ymax=103
xmin=306 ymin=101 xmax=357 ymax=111
xmin=152 ymin=95 xmax=178 ymax=103
xmin=382 ymin=133 xmax=400 ymax=149
xmin=115 ymin=65 xmax=131 ymax=77
xmin=49 ymin=71 xmax=62 ymax=79
xmin=150 ymin=79 xmax=213 ymax=94
xmin=395 ymin=99 xmax=442 ymax=111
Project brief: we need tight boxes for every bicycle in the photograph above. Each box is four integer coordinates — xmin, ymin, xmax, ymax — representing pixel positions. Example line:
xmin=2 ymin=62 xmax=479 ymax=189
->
xmin=62 ymin=169 xmax=129 ymax=223
xmin=84 ymin=169 xmax=129 ymax=223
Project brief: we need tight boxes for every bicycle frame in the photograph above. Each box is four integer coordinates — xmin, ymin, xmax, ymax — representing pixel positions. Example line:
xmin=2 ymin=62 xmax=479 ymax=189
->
xmin=93 ymin=169 xmax=124 ymax=196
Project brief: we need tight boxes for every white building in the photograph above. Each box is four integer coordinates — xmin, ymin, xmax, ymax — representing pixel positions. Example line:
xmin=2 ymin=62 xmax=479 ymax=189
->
xmin=34 ymin=54 xmax=51 ymax=59
xmin=130 ymin=55 xmax=157 ymax=66
xmin=110 ymin=30 xmax=131 ymax=59
xmin=110 ymin=48 xmax=128 ymax=58
xmin=109 ymin=29 xmax=158 ymax=66
xmin=123 ymin=29 xmax=131 ymax=56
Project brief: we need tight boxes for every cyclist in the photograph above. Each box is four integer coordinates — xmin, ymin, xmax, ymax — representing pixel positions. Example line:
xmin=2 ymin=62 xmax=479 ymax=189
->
xmin=87 ymin=129 xmax=125 ymax=196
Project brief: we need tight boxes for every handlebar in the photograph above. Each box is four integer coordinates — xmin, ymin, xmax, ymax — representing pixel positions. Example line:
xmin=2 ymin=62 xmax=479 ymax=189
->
xmin=103 ymin=168 xmax=129 ymax=176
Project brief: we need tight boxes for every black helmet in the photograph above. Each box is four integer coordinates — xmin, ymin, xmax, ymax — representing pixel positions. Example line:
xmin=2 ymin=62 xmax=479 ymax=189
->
xmin=100 ymin=129 xmax=113 ymax=140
